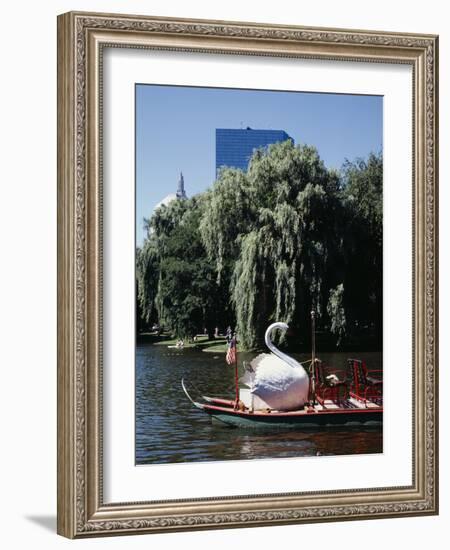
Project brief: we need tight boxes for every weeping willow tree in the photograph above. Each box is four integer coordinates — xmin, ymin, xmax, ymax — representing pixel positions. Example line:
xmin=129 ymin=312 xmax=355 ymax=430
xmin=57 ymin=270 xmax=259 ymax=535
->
xmin=137 ymin=195 xmax=230 ymax=339
xmin=339 ymin=152 xmax=383 ymax=346
xmin=136 ymin=198 xmax=190 ymax=331
xmin=136 ymin=240 xmax=159 ymax=329
xmin=327 ymin=283 xmax=346 ymax=346
xmin=199 ymin=169 xmax=250 ymax=285
xmin=201 ymin=140 xmax=343 ymax=349
xmin=137 ymin=141 xmax=382 ymax=350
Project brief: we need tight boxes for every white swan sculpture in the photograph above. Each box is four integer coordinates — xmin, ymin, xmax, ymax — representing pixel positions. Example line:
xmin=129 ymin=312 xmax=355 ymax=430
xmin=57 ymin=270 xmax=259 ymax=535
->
xmin=239 ymin=322 xmax=310 ymax=411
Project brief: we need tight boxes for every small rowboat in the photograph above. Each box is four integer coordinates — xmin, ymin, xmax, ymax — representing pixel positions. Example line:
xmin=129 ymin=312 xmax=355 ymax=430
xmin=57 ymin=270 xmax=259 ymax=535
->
xmin=182 ymin=314 xmax=382 ymax=430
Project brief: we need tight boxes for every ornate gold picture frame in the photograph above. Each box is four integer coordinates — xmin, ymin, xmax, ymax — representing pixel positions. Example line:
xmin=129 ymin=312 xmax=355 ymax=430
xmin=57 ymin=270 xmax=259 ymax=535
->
xmin=57 ymin=11 xmax=438 ymax=538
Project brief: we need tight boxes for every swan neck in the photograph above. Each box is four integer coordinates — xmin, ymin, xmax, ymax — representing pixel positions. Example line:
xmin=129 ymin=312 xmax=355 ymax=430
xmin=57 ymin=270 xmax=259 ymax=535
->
xmin=265 ymin=324 xmax=302 ymax=369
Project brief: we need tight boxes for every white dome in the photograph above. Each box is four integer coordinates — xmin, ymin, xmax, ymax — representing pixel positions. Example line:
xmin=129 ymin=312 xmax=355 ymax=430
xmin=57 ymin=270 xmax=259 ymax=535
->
xmin=155 ymin=193 xmax=177 ymax=210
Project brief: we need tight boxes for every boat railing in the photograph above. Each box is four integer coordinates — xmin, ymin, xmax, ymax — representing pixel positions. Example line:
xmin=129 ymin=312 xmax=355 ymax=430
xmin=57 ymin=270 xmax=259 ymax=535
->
xmin=313 ymin=359 xmax=348 ymax=404
xmin=347 ymin=358 xmax=383 ymax=406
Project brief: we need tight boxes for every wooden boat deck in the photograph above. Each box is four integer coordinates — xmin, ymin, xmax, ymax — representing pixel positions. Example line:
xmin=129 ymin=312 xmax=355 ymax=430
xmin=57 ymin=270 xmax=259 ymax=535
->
xmin=203 ymin=395 xmax=382 ymax=414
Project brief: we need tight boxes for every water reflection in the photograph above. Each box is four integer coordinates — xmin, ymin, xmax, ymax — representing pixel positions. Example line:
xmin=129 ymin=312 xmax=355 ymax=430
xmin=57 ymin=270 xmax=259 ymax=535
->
xmin=135 ymin=342 xmax=382 ymax=465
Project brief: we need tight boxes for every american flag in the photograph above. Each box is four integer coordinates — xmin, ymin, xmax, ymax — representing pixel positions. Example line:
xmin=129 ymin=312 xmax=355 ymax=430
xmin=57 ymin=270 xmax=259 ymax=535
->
xmin=226 ymin=336 xmax=237 ymax=365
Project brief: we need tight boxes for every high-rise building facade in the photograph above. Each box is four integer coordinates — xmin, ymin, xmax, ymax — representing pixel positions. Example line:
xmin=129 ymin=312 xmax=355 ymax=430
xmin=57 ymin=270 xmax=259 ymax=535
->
xmin=216 ymin=127 xmax=293 ymax=175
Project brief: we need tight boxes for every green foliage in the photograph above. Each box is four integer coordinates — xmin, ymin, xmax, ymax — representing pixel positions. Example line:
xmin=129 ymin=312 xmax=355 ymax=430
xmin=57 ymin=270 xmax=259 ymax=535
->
xmin=202 ymin=141 xmax=343 ymax=348
xmin=137 ymin=142 xmax=383 ymax=350
xmin=342 ymin=153 xmax=382 ymax=236
xmin=137 ymin=196 xmax=230 ymax=339
xmin=136 ymin=240 xmax=159 ymax=327
xmin=327 ymin=284 xmax=346 ymax=346
xmin=339 ymin=152 xmax=383 ymax=346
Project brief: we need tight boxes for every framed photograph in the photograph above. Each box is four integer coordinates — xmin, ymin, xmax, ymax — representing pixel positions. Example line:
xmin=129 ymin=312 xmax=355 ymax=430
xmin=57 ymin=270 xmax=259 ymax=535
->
xmin=57 ymin=11 xmax=439 ymax=538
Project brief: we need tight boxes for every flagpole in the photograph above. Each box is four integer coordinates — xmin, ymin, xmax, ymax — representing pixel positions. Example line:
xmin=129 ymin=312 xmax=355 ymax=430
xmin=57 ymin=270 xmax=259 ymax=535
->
xmin=310 ymin=310 xmax=316 ymax=404
xmin=234 ymin=353 xmax=239 ymax=408
xmin=234 ymin=334 xmax=239 ymax=408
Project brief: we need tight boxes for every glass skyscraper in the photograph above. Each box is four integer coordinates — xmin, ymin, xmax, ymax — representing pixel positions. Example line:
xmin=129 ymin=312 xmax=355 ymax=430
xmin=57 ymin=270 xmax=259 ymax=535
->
xmin=215 ymin=127 xmax=293 ymax=175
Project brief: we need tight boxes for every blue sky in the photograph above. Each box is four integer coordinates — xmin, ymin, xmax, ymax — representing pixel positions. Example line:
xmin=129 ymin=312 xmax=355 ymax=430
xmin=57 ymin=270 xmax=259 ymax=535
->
xmin=136 ymin=84 xmax=382 ymax=246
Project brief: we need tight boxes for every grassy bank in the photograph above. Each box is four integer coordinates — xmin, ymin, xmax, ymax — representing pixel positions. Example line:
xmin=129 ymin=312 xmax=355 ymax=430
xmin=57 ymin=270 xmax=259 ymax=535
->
xmin=194 ymin=339 xmax=228 ymax=353
xmin=136 ymin=332 xmax=228 ymax=352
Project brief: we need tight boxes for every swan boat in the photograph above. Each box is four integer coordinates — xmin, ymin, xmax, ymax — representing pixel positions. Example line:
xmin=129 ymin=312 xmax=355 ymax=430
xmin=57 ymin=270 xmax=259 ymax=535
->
xmin=182 ymin=319 xmax=383 ymax=429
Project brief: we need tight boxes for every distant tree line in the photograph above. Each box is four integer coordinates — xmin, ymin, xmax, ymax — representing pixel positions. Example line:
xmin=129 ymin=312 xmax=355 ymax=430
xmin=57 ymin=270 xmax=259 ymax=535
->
xmin=136 ymin=140 xmax=382 ymax=351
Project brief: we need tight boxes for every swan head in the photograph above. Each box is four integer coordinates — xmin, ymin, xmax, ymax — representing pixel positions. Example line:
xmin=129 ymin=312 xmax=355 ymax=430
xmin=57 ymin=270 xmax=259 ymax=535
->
xmin=265 ymin=322 xmax=289 ymax=348
xmin=263 ymin=322 xmax=304 ymax=371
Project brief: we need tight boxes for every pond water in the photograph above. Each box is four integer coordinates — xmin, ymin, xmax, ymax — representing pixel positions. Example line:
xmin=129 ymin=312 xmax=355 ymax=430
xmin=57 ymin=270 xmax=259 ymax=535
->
xmin=135 ymin=341 xmax=382 ymax=465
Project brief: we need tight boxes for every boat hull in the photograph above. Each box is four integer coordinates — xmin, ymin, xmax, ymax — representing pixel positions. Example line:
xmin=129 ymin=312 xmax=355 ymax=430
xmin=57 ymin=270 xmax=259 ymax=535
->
xmin=203 ymin=404 xmax=382 ymax=430
xmin=181 ymin=379 xmax=382 ymax=430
